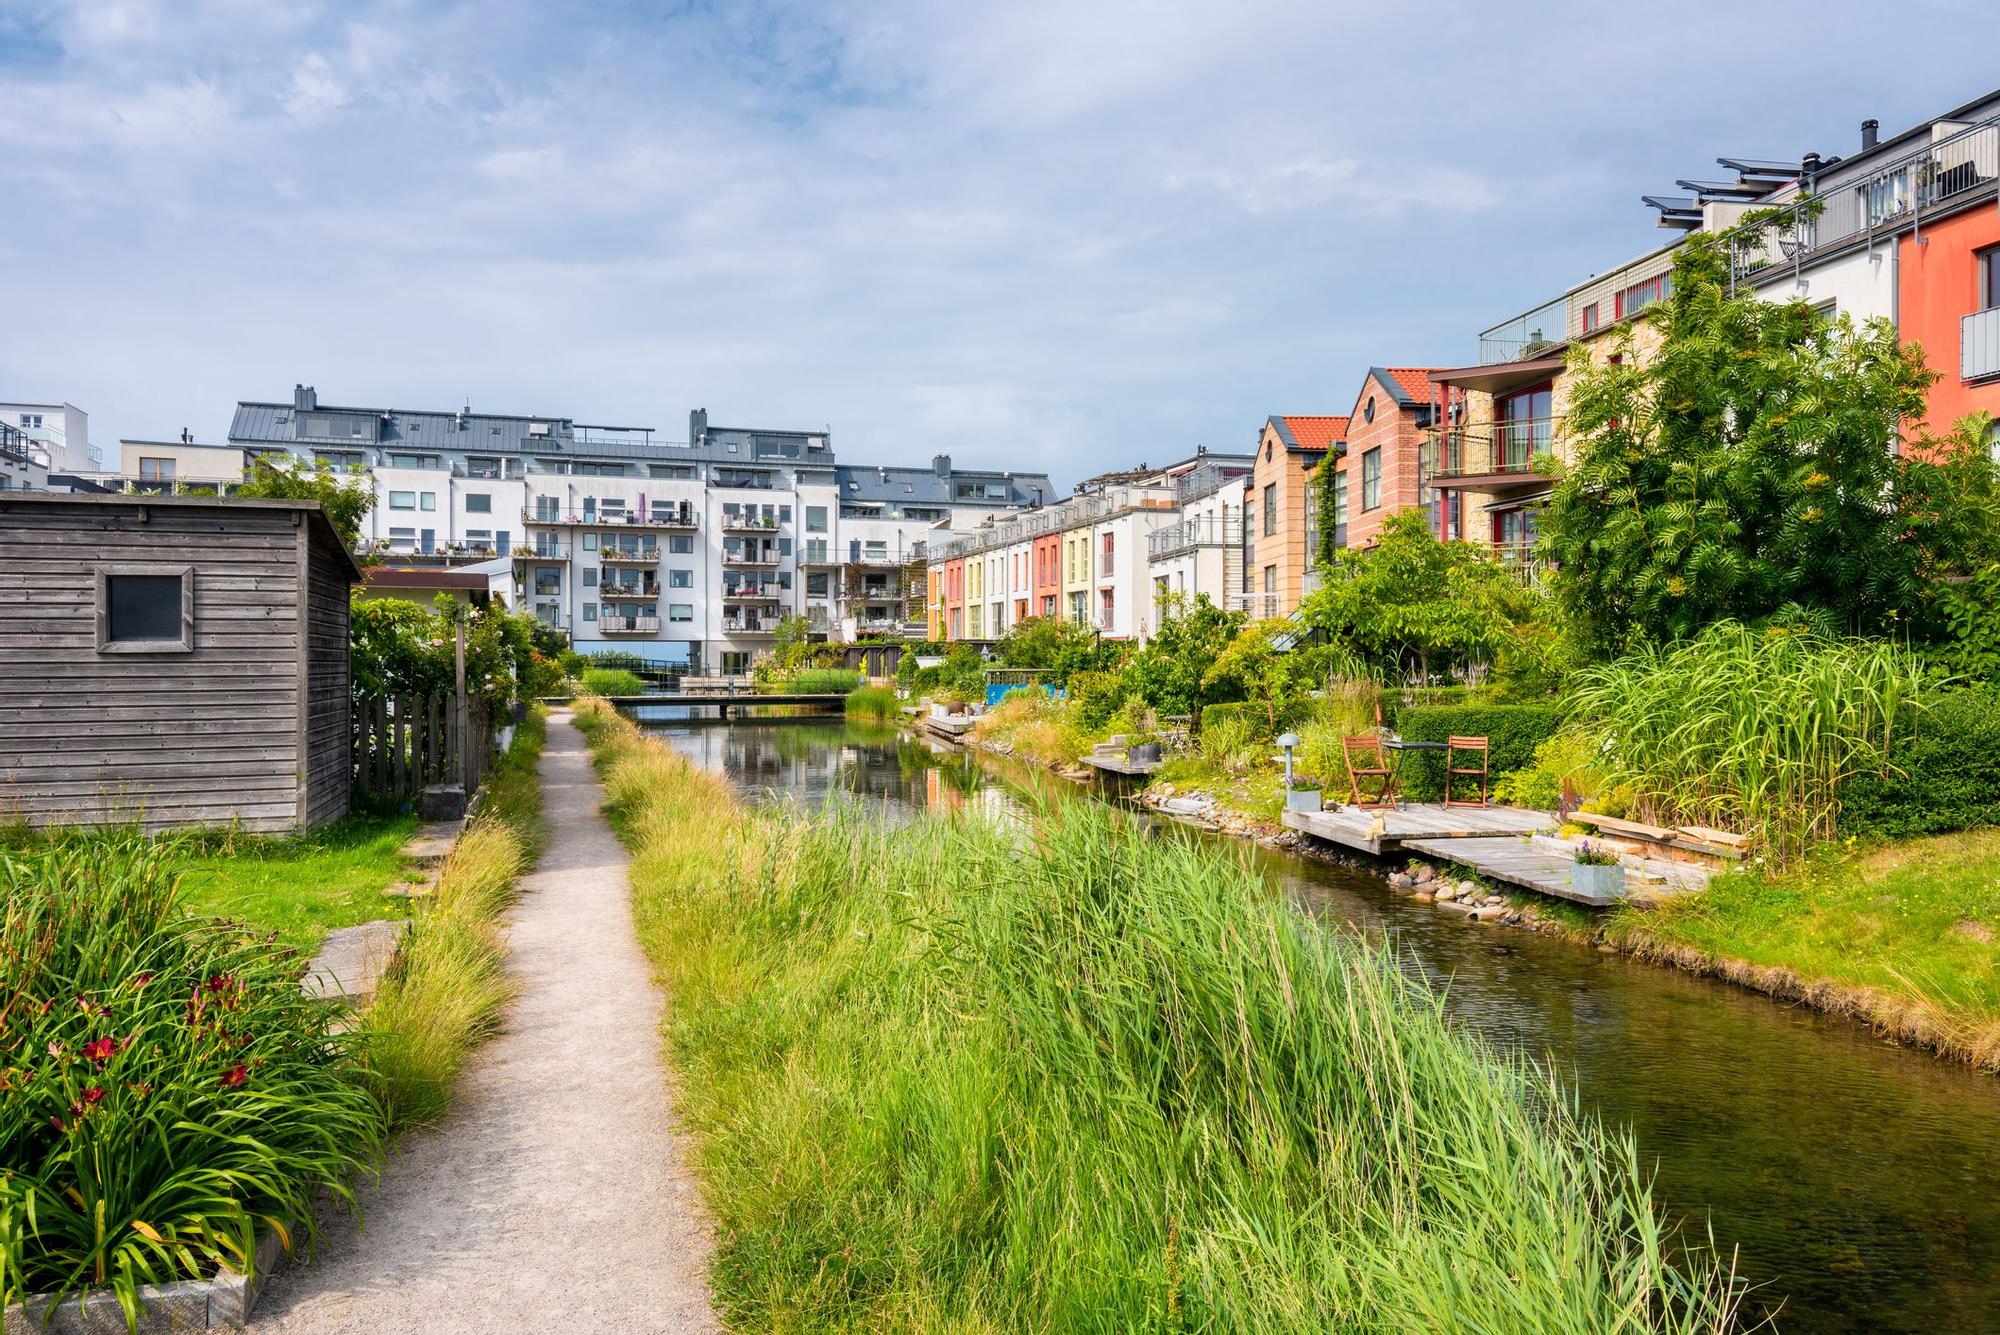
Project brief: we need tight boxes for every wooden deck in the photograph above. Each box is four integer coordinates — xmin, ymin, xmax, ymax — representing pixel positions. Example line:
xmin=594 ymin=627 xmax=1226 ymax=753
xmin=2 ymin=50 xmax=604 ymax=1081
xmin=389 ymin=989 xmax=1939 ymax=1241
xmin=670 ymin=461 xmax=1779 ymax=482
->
xmin=1281 ymin=803 xmax=1555 ymax=856
xmin=920 ymin=713 xmax=978 ymax=740
xmin=1082 ymin=752 xmax=1162 ymax=777
xmin=1401 ymin=834 xmax=1709 ymax=907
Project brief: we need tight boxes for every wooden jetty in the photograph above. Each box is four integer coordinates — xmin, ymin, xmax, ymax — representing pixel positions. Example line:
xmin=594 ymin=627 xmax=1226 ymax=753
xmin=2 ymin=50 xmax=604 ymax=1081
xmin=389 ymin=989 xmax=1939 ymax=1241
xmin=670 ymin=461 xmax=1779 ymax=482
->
xmin=1281 ymin=803 xmax=1554 ymax=856
xmin=1401 ymin=834 xmax=1708 ymax=907
xmin=920 ymin=712 xmax=978 ymax=740
xmin=1082 ymin=751 xmax=1162 ymax=777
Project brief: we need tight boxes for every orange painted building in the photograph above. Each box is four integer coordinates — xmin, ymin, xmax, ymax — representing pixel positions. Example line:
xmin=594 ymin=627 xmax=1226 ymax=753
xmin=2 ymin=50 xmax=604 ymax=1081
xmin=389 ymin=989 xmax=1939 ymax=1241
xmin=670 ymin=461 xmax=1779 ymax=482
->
xmin=1899 ymin=207 xmax=2000 ymax=447
xmin=1247 ymin=414 xmax=1346 ymax=619
xmin=938 ymin=556 xmax=966 ymax=641
xmin=1032 ymin=532 xmax=1061 ymax=619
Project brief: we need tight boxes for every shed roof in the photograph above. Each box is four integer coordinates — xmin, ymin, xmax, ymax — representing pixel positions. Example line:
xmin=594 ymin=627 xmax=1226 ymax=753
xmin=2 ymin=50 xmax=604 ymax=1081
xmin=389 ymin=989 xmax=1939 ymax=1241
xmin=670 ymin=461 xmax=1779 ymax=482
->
xmin=1267 ymin=416 xmax=1349 ymax=452
xmin=0 ymin=492 xmax=363 ymax=582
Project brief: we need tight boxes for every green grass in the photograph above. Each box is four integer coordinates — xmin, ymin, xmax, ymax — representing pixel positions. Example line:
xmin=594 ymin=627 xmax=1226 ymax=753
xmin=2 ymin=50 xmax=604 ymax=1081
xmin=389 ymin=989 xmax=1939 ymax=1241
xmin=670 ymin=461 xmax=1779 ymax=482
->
xmin=579 ymin=701 xmax=1744 ymax=1332
xmin=364 ymin=708 xmax=546 ymax=1130
xmin=173 ymin=815 xmax=419 ymax=951
xmin=1607 ymin=829 xmax=2000 ymax=1067
xmin=1153 ymin=754 xmax=1285 ymax=823
xmin=581 ymin=667 xmax=648 ymax=696
xmin=844 ymin=684 xmax=899 ymax=721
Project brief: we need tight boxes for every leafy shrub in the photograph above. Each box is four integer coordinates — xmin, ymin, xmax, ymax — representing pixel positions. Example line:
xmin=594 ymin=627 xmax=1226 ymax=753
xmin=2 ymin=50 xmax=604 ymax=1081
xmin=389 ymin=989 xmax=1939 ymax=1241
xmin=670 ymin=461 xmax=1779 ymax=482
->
xmin=580 ymin=668 xmax=647 ymax=697
xmin=783 ymin=668 xmax=864 ymax=695
xmin=1393 ymin=704 xmax=1565 ymax=803
xmin=0 ymin=835 xmax=384 ymax=1315
xmin=1842 ymin=687 xmax=2000 ymax=838
xmin=845 ymin=685 xmax=899 ymax=722
xmin=974 ymin=690 xmax=1089 ymax=767
xmin=1198 ymin=711 xmax=1261 ymax=773
xmin=584 ymin=649 xmax=647 ymax=672
xmin=558 ymin=649 xmax=589 ymax=677
xmin=1066 ymin=670 xmax=1127 ymax=732
xmin=1490 ymin=731 xmax=1606 ymax=811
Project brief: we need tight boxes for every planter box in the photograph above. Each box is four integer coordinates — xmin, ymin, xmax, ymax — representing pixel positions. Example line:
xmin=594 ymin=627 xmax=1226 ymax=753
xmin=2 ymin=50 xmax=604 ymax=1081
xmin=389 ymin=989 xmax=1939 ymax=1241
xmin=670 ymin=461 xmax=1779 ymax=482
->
xmin=1568 ymin=862 xmax=1628 ymax=901
xmin=1285 ymin=787 xmax=1323 ymax=813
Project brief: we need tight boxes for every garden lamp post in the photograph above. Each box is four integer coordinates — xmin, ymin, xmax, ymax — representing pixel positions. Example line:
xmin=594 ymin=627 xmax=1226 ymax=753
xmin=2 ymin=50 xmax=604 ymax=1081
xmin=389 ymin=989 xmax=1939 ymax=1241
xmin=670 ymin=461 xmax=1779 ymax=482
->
xmin=1277 ymin=732 xmax=1300 ymax=792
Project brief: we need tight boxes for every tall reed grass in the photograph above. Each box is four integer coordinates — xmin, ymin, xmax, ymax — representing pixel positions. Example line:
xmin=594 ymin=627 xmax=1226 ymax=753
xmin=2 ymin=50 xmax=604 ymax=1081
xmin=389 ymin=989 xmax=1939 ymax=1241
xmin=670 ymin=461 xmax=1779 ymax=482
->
xmin=578 ymin=701 xmax=1745 ymax=1332
xmin=1568 ymin=622 xmax=1922 ymax=863
xmin=973 ymin=689 xmax=1090 ymax=767
xmin=364 ymin=710 xmax=545 ymax=1129
xmin=844 ymin=684 xmax=899 ymax=721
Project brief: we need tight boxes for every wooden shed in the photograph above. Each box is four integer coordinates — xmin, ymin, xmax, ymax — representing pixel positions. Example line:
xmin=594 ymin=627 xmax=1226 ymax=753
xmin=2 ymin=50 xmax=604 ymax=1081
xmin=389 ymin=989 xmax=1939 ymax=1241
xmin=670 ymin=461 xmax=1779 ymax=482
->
xmin=0 ymin=493 xmax=360 ymax=832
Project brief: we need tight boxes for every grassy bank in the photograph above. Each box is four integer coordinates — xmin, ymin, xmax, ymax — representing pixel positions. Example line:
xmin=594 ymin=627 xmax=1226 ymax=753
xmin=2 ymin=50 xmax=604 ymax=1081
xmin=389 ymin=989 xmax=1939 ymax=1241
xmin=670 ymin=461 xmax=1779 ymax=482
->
xmin=576 ymin=701 xmax=1743 ymax=1332
xmin=1597 ymin=831 xmax=2000 ymax=1069
xmin=174 ymin=816 xmax=419 ymax=950
xmin=365 ymin=708 xmax=546 ymax=1129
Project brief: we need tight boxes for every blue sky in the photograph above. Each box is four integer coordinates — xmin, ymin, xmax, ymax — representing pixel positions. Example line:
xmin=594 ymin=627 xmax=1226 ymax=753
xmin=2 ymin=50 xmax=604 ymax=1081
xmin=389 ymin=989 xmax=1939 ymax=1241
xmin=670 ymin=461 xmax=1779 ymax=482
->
xmin=3 ymin=0 xmax=1997 ymax=488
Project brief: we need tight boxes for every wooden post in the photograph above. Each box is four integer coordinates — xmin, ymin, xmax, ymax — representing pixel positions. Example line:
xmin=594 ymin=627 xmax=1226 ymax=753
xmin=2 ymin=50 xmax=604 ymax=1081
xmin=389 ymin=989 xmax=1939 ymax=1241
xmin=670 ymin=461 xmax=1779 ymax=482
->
xmin=454 ymin=618 xmax=471 ymax=793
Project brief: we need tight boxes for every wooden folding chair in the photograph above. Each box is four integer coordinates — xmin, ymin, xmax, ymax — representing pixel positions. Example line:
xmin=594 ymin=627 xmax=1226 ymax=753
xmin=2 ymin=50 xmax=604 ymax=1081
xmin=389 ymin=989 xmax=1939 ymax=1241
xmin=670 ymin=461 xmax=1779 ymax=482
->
xmin=1342 ymin=735 xmax=1396 ymax=809
xmin=1443 ymin=735 xmax=1490 ymax=808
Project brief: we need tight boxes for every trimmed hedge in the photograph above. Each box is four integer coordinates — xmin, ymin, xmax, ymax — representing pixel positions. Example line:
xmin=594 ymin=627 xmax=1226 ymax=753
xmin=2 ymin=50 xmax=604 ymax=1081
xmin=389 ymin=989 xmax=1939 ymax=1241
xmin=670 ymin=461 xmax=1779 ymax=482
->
xmin=1392 ymin=704 xmax=1564 ymax=803
xmin=1841 ymin=687 xmax=2000 ymax=839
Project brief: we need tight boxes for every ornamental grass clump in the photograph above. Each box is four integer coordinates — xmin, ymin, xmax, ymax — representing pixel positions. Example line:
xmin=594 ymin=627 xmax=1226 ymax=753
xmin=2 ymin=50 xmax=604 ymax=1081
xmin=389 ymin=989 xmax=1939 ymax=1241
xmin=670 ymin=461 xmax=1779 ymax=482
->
xmin=1568 ymin=622 xmax=1923 ymax=864
xmin=843 ymin=685 xmax=899 ymax=722
xmin=580 ymin=702 xmax=1746 ymax=1331
xmin=0 ymin=834 xmax=383 ymax=1321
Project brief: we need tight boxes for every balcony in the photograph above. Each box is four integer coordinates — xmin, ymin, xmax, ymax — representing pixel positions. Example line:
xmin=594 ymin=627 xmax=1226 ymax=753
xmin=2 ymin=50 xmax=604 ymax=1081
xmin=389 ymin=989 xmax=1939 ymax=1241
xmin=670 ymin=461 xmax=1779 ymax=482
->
xmin=1477 ymin=297 xmax=1568 ymax=365
xmin=1228 ymin=592 xmax=1284 ymax=620
xmin=1422 ymin=419 xmax=1559 ymax=490
xmin=799 ymin=540 xmax=836 ymax=564
xmin=1148 ymin=515 xmax=1243 ymax=561
xmin=518 ymin=544 xmax=569 ymax=562
xmin=523 ymin=507 xmax=699 ymax=529
xmin=722 ymin=585 xmax=782 ymax=602
xmin=1964 ymin=307 xmax=2000 ymax=382
xmin=600 ymin=548 xmax=659 ymax=565
xmin=722 ymin=618 xmax=778 ymax=634
xmin=598 ymin=582 xmax=661 ymax=600
xmin=721 ymin=515 xmax=782 ymax=533
xmin=1490 ymin=541 xmax=1549 ymax=587
xmin=599 ymin=615 xmax=662 ymax=634
xmin=722 ymin=549 xmax=782 ymax=567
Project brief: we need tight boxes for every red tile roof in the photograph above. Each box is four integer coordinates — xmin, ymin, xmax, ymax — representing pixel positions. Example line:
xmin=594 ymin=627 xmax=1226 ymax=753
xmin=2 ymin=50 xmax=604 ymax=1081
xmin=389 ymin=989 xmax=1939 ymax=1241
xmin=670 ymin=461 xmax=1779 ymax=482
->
xmin=1277 ymin=415 xmax=1349 ymax=451
xmin=1381 ymin=367 xmax=1443 ymax=403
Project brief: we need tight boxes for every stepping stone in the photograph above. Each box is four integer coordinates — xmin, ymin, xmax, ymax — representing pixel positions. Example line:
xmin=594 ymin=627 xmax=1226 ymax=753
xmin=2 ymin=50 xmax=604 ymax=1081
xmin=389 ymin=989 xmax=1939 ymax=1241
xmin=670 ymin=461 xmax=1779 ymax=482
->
xmin=304 ymin=920 xmax=411 ymax=1005
xmin=401 ymin=818 xmax=463 ymax=866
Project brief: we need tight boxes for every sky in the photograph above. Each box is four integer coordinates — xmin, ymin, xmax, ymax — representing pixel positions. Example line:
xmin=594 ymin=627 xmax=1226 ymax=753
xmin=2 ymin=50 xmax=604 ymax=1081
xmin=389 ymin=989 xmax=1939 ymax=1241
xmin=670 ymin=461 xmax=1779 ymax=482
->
xmin=3 ymin=0 xmax=1997 ymax=490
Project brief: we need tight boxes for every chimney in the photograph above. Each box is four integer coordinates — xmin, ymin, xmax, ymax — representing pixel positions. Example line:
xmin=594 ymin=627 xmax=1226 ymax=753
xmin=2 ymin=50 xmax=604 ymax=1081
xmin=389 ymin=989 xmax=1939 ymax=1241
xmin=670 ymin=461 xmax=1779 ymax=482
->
xmin=688 ymin=408 xmax=708 ymax=445
xmin=1861 ymin=118 xmax=1879 ymax=151
xmin=294 ymin=384 xmax=316 ymax=412
xmin=932 ymin=453 xmax=951 ymax=477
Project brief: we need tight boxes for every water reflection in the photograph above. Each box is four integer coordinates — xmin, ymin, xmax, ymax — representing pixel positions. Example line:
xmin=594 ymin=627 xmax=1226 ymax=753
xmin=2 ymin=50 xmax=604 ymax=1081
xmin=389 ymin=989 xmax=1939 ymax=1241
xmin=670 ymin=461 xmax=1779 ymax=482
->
xmin=646 ymin=716 xmax=2000 ymax=1334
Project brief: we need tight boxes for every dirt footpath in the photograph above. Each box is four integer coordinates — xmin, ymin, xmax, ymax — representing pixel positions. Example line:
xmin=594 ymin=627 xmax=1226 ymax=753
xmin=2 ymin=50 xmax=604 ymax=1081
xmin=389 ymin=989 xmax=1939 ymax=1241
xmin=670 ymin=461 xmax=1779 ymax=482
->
xmin=255 ymin=711 xmax=720 ymax=1335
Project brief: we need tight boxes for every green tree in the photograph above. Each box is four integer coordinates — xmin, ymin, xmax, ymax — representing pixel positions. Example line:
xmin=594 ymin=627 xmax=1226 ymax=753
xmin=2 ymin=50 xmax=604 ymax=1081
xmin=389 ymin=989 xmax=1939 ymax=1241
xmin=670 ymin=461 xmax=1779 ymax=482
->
xmin=994 ymin=615 xmax=1123 ymax=687
xmin=234 ymin=456 xmax=376 ymax=550
xmin=1543 ymin=219 xmax=2000 ymax=653
xmin=1124 ymin=593 xmax=1246 ymax=715
xmin=1300 ymin=510 xmax=1531 ymax=683
xmin=1202 ymin=620 xmax=1327 ymax=733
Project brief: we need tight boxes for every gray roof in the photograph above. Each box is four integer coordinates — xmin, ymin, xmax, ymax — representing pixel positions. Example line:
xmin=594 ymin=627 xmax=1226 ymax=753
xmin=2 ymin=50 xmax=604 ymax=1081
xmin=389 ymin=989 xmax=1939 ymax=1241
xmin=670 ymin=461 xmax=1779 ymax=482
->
xmin=834 ymin=463 xmax=1055 ymax=508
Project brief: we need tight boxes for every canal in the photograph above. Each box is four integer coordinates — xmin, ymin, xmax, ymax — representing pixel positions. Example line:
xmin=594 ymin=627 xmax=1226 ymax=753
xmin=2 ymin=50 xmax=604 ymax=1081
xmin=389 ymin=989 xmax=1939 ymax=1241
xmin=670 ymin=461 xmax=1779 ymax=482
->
xmin=643 ymin=711 xmax=2000 ymax=1333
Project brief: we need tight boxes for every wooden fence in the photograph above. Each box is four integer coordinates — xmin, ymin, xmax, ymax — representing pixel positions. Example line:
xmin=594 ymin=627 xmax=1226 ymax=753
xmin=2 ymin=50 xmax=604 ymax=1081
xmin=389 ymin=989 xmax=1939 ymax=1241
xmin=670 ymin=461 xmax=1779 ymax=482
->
xmin=352 ymin=693 xmax=495 ymax=806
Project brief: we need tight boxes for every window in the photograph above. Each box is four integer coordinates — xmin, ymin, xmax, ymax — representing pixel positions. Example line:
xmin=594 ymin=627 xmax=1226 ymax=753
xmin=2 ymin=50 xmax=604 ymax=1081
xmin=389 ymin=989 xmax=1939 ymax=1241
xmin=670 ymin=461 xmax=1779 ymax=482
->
xmin=138 ymin=458 xmax=175 ymax=482
xmin=583 ymin=603 xmax=597 ymax=622
xmin=582 ymin=532 xmax=598 ymax=551
xmin=467 ymin=456 xmax=502 ymax=479
xmin=669 ymin=569 xmax=692 ymax=588
xmin=668 ymin=534 xmax=693 ymax=554
xmin=19 ymin=414 xmax=42 ymax=429
xmin=1581 ymin=302 xmax=1601 ymax=334
xmin=1100 ymin=532 xmax=1114 ymax=566
xmin=1361 ymin=448 xmax=1382 ymax=510
xmin=1614 ymin=273 xmax=1671 ymax=319
xmin=535 ymin=569 xmax=561 ymax=595
xmin=97 ymin=567 xmax=192 ymax=653
xmin=1099 ymin=588 xmax=1114 ymax=625
xmin=669 ymin=604 xmax=694 ymax=622
xmin=465 ymin=493 xmax=492 ymax=513
xmin=496 ymin=531 xmax=510 ymax=554
xmin=1981 ymin=246 xmax=2000 ymax=312
xmin=1263 ymin=483 xmax=1277 ymax=535
xmin=583 ymin=567 xmax=597 ymax=588
xmin=388 ymin=453 xmax=434 ymax=469
xmin=420 ymin=492 xmax=437 ymax=511
xmin=806 ymin=572 xmax=829 ymax=596
xmin=1263 ymin=566 xmax=1276 ymax=593
xmin=1362 ymin=395 xmax=1376 ymax=424
xmin=388 ymin=491 xmax=416 ymax=509
xmin=1333 ymin=470 xmax=1348 ymax=526
xmin=388 ymin=527 xmax=416 ymax=547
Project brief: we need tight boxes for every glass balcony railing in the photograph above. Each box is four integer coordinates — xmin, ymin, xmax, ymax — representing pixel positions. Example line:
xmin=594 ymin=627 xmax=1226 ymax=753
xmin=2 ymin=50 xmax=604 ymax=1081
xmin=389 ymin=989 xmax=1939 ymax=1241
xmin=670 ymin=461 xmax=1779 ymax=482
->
xmin=1422 ymin=418 xmax=1560 ymax=483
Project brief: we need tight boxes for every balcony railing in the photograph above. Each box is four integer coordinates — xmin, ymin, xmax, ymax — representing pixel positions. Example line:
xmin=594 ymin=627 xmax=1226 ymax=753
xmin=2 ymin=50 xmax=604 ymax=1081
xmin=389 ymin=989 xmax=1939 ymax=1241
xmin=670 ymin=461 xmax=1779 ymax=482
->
xmin=1422 ymin=418 xmax=1560 ymax=483
xmin=523 ymin=507 xmax=698 ymax=529
xmin=598 ymin=583 xmax=660 ymax=600
xmin=599 ymin=615 xmax=662 ymax=634
xmin=1228 ymin=592 xmax=1284 ymax=620
xmin=722 ymin=550 xmax=782 ymax=566
xmin=1490 ymin=541 xmax=1549 ymax=587
xmin=600 ymin=549 xmax=659 ymax=564
xmin=1734 ymin=114 xmax=2000 ymax=284
xmin=722 ymin=585 xmax=782 ymax=601
xmin=520 ymin=544 xmax=569 ymax=561
xmin=722 ymin=618 xmax=778 ymax=634
xmin=1477 ymin=297 xmax=1568 ymax=365
xmin=1148 ymin=515 xmax=1243 ymax=560
xmin=721 ymin=515 xmax=782 ymax=532
xmin=1964 ymin=307 xmax=2000 ymax=382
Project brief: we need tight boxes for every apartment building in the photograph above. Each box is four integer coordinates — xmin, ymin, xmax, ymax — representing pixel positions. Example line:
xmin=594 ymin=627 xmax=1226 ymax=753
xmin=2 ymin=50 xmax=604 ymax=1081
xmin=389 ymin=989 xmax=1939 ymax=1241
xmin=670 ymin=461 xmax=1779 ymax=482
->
xmin=1146 ymin=449 xmax=1253 ymax=608
xmin=1427 ymin=87 xmax=2000 ymax=565
xmin=1315 ymin=369 xmax=1440 ymax=554
xmin=0 ymin=401 xmax=97 ymax=474
xmin=1245 ymin=416 xmax=1345 ymax=619
xmin=926 ymin=454 xmax=1218 ymax=643
xmin=230 ymin=386 xmax=1049 ymax=673
xmin=0 ymin=420 xmax=48 ymax=490
xmin=112 ymin=437 xmax=247 ymax=489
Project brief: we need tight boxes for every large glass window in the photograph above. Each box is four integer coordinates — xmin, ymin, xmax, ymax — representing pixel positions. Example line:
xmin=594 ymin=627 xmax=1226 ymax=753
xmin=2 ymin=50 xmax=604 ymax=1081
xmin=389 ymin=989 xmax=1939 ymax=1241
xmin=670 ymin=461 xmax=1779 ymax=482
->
xmin=1263 ymin=483 xmax=1277 ymax=535
xmin=465 ymin=493 xmax=492 ymax=513
xmin=668 ymin=534 xmax=693 ymax=554
xmin=388 ymin=491 xmax=415 ymax=509
xmin=100 ymin=570 xmax=190 ymax=651
xmin=1361 ymin=449 xmax=1382 ymax=510
xmin=1332 ymin=470 xmax=1348 ymax=525
xmin=669 ymin=569 xmax=692 ymax=588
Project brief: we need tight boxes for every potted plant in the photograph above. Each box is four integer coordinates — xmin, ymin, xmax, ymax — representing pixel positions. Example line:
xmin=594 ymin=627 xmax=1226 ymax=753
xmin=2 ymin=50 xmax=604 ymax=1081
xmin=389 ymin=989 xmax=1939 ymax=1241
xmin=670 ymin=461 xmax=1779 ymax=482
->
xmin=1284 ymin=775 xmax=1322 ymax=813
xmin=1569 ymin=841 xmax=1627 ymax=900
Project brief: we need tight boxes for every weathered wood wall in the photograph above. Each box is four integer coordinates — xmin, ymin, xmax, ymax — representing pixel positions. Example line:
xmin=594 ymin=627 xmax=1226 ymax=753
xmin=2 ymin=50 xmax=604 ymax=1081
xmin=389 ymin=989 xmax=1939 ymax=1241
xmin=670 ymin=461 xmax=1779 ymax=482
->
xmin=0 ymin=497 xmax=346 ymax=833
xmin=302 ymin=520 xmax=353 ymax=828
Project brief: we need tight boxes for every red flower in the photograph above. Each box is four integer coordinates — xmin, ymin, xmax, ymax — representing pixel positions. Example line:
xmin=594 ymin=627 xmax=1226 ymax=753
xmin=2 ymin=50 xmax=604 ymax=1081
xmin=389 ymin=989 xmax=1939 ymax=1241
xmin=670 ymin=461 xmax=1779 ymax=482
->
xmin=131 ymin=972 xmax=154 ymax=988
xmin=82 ymin=1086 xmax=105 ymax=1106
xmin=49 ymin=1115 xmax=65 ymax=1133
xmin=83 ymin=1038 xmax=119 ymax=1064
xmin=219 ymin=1064 xmax=248 ymax=1089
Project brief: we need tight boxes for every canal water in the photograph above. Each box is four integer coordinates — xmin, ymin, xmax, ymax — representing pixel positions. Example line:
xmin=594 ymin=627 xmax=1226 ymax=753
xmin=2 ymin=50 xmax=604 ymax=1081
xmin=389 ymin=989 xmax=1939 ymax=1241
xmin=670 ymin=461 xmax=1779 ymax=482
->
xmin=643 ymin=712 xmax=2000 ymax=1333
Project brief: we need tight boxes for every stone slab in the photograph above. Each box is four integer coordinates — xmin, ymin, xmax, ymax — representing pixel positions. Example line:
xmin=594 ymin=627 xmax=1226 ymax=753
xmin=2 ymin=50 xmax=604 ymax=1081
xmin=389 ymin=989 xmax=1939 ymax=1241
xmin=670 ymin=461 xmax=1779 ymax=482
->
xmin=302 ymin=919 xmax=410 ymax=1005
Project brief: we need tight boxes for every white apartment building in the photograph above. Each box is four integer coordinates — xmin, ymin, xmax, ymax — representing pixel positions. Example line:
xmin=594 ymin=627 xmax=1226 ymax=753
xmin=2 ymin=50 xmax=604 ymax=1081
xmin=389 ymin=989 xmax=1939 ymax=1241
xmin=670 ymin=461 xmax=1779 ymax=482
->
xmin=1145 ymin=451 xmax=1252 ymax=609
xmin=0 ymin=401 xmax=97 ymax=473
xmin=0 ymin=421 xmax=49 ymax=490
xmin=229 ymin=387 xmax=1050 ymax=674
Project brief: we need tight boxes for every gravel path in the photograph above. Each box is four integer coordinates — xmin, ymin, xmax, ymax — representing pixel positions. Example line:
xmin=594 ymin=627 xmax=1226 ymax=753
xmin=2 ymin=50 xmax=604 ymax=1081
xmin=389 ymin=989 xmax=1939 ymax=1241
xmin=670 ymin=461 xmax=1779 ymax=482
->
xmin=255 ymin=711 xmax=720 ymax=1334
